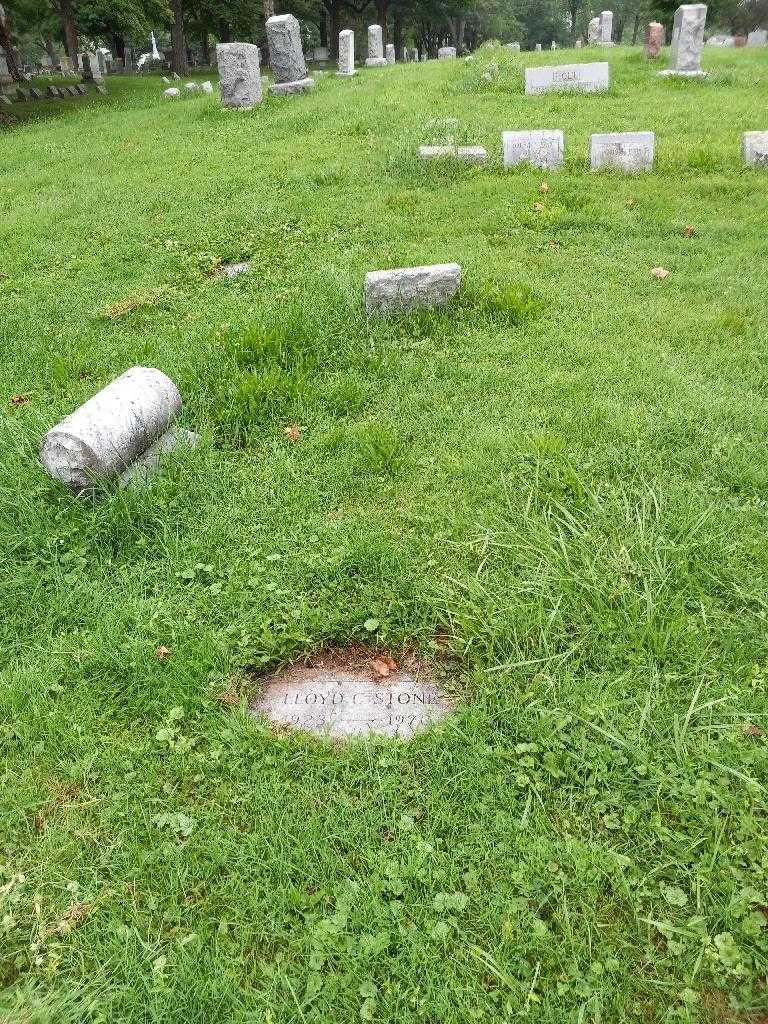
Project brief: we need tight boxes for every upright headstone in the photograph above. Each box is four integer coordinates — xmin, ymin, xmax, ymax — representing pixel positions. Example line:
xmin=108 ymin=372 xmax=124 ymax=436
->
xmin=438 ymin=46 xmax=457 ymax=58
xmin=599 ymin=10 xmax=614 ymax=44
xmin=551 ymin=40 xmax=557 ymax=49
xmin=645 ymin=22 xmax=665 ymax=57
xmin=266 ymin=15 xmax=314 ymax=94
xmin=746 ymin=29 xmax=767 ymax=45
xmin=660 ymin=4 xmax=707 ymax=75
xmin=216 ymin=42 xmax=262 ymax=108
xmin=507 ymin=42 xmax=521 ymax=52
xmin=502 ymin=129 xmax=564 ymax=170
xmin=313 ymin=45 xmax=329 ymax=60
xmin=96 ymin=50 xmax=106 ymax=75
xmin=575 ymin=38 xmax=583 ymax=47
xmin=588 ymin=17 xmax=600 ymax=44
xmin=734 ymin=34 xmax=747 ymax=46
xmin=124 ymin=46 xmax=134 ymax=73
xmin=590 ymin=131 xmax=655 ymax=171
xmin=742 ymin=132 xmax=768 ymax=167
xmin=525 ymin=61 xmax=609 ymax=94
xmin=386 ymin=42 xmax=396 ymax=63
xmin=535 ymin=43 xmax=542 ymax=51
xmin=338 ymin=29 xmax=355 ymax=75
xmin=366 ymin=25 xmax=388 ymax=66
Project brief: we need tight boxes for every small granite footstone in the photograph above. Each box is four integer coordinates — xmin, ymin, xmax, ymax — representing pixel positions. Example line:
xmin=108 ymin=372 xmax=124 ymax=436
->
xmin=364 ymin=263 xmax=462 ymax=315
xmin=217 ymin=42 xmax=262 ymax=108
xmin=419 ymin=145 xmax=487 ymax=163
xmin=742 ymin=132 xmax=768 ymax=167
xmin=525 ymin=61 xmax=609 ymax=94
xmin=269 ymin=77 xmax=314 ymax=95
xmin=503 ymin=129 xmax=564 ymax=170
xmin=590 ymin=131 xmax=655 ymax=172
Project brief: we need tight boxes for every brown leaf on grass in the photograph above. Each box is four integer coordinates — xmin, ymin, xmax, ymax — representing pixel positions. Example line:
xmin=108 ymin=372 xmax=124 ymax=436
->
xmin=10 ymin=395 xmax=28 ymax=406
xmin=102 ymin=294 xmax=147 ymax=319
xmin=650 ymin=267 xmax=670 ymax=280
xmin=682 ymin=225 xmax=696 ymax=238
xmin=216 ymin=686 xmax=239 ymax=706
xmin=625 ymin=197 xmax=636 ymax=208
xmin=532 ymin=202 xmax=545 ymax=213
xmin=44 ymin=902 xmax=92 ymax=938
xmin=742 ymin=723 xmax=764 ymax=738
xmin=538 ymin=182 xmax=550 ymax=194
xmin=284 ymin=423 xmax=301 ymax=441
xmin=154 ymin=645 xmax=171 ymax=661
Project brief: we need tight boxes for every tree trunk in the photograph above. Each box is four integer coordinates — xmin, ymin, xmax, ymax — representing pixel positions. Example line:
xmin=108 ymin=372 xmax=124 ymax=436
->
xmin=200 ymin=28 xmax=210 ymax=63
xmin=263 ymin=0 xmax=275 ymax=22
xmin=170 ymin=0 xmax=188 ymax=73
xmin=376 ymin=0 xmax=387 ymax=44
xmin=55 ymin=0 xmax=78 ymax=65
xmin=568 ymin=0 xmax=580 ymax=43
xmin=326 ymin=0 xmax=339 ymax=59
xmin=393 ymin=1 xmax=403 ymax=58
xmin=0 ymin=5 xmax=22 ymax=83
xmin=317 ymin=15 xmax=328 ymax=46
xmin=218 ymin=18 xmax=231 ymax=43
xmin=615 ymin=15 xmax=626 ymax=42
xmin=631 ymin=12 xmax=640 ymax=44
xmin=110 ymin=33 xmax=125 ymax=59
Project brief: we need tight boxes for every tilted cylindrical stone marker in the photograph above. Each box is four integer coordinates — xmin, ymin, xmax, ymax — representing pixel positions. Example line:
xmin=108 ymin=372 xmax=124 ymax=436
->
xmin=660 ymin=4 xmax=707 ymax=75
xmin=364 ymin=264 xmax=462 ymax=316
xmin=266 ymin=15 xmax=314 ymax=94
xmin=645 ymin=22 xmax=665 ymax=57
xmin=40 ymin=367 xmax=183 ymax=492
xmin=338 ymin=29 xmax=355 ymax=75
xmin=217 ymin=42 xmax=262 ymax=108
xmin=366 ymin=25 xmax=388 ymax=67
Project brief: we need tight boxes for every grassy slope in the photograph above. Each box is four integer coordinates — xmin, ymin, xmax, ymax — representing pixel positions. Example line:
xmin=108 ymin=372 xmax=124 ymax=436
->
xmin=1 ymin=44 xmax=768 ymax=1023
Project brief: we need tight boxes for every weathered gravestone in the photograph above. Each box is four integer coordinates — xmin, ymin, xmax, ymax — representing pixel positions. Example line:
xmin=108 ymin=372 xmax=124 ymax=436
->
xmin=660 ymin=4 xmax=707 ymax=76
xmin=575 ymin=39 xmax=583 ymax=47
xmin=251 ymin=659 xmax=452 ymax=741
xmin=590 ymin=131 xmax=655 ymax=171
xmin=551 ymin=41 xmax=557 ymax=49
xmin=364 ymin=264 xmax=461 ymax=315
xmin=742 ymin=132 xmax=768 ymax=167
xmin=266 ymin=14 xmax=314 ymax=94
xmin=386 ymin=42 xmax=396 ymax=63
xmin=438 ymin=46 xmax=457 ymax=58
xmin=747 ymin=29 xmax=767 ymax=45
xmin=588 ymin=17 xmax=600 ymax=44
xmin=184 ymin=81 xmax=198 ymax=91
xmin=419 ymin=145 xmax=487 ymax=163
xmin=535 ymin=43 xmax=543 ymax=51
xmin=525 ymin=61 xmax=609 ymax=94
xmin=734 ymin=34 xmax=747 ymax=46
xmin=216 ymin=42 xmax=262 ymax=108
xmin=502 ymin=129 xmax=564 ymax=170
xmin=40 ymin=367 xmax=197 ymax=493
xmin=338 ymin=29 xmax=355 ymax=75
xmin=366 ymin=24 xmax=388 ymax=67
xmin=201 ymin=80 xmax=214 ymax=93
xmin=46 ymin=85 xmax=60 ymax=97
xmin=599 ymin=10 xmax=614 ymax=44
xmin=645 ymin=22 xmax=665 ymax=57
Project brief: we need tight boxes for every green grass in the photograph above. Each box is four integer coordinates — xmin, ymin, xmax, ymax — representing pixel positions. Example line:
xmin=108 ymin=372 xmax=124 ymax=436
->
xmin=2 ymin=42 xmax=768 ymax=1023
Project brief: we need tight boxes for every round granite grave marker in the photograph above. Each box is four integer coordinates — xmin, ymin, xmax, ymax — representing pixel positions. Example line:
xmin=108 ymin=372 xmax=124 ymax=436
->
xmin=250 ymin=653 xmax=452 ymax=741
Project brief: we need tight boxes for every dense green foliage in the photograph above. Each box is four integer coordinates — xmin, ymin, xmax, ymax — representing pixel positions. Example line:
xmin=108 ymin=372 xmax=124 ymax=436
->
xmin=2 ymin=44 xmax=768 ymax=1023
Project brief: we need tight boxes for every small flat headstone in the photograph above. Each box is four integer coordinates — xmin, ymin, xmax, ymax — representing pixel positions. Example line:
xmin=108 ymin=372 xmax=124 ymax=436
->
xmin=503 ymin=129 xmax=564 ymax=170
xmin=590 ymin=131 xmax=655 ymax=172
xmin=364 ymin=263 xmax=461 ymax=315
xmin=201 ymin=80 xmax=214 ymax=93
xmin=184 ymin=81 xmax=198 ymax=91
xmin=164 ymin=87 xmax=181 ymax=99
xmin=418 ymin=145 xmax=487 ymax=163
xmin=525 ymin=61 xmax=609 ymax=95
xmin=269 ymin=77 xmax=315 ymax=95
xmin=742 ymin=132 xmax=768 ymax=168
xmin=220 ymin=260 xmax=251 ymax=279
xmin=251 ymin=659 xmax=452 ymax=740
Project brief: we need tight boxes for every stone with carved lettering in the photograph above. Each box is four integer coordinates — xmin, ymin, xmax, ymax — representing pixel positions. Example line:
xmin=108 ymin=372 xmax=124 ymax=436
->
xmin=659 ymin=4 xmax=707 ymax=75
xmin=338 ymin=29 xmax=355 ymax=74
xmin=590 ymin=131 xmax=655 ymax=172
xmin=251 ymin=657 xmax=453 ymax=740
xmin=366 ymin=24 xmax=388 ymax=66
xmin=645 ymin=22 xmax=665 ymax=57
xmin=506 ymin=42 xmax=521 ymax=51
xmin=364 ymin=263 xmax=462 ymax=315
xmin=217 ymin=42 xmax=262 ymax=108
xmin=503 ymin=129 xmax=564 ymax=170
xmin=525 ymin=61 xmax=609 ymax=94
xmin=742 ymin=132 xmax=768 ymax=168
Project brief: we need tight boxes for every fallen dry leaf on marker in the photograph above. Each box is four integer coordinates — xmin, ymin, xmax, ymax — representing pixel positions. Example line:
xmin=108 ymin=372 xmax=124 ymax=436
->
xmin=10 ymin=395 xmax=28 ymax=407
xmin=539 ymin=182 xmax=550 ymax=194
xmin=372 ymin=656 xmax=398 ymax=678
xmin=154 ymin=646 xmax=171 ymax=661
xmin=533 ymin=202 xmax=545 ymax=213
xmin=742 ymin=723 xmax=764 ymax=738
xmin=682 ymin=225 xmax=696 ymax=238
xmin=650 ymin=267 xmax=670 ymax=280
xmin=284 ymin=424 xmax=301 ymax=441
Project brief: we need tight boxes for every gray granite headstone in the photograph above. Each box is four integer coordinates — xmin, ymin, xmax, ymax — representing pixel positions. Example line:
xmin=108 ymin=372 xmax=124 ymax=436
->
xmin=216 ymin=42 xmax=262 ymax=108
xmin=525 ymin=61 xmax=609 ymax=94
xmin=338 ymin=29 xmax=355 ymax=75
xmin=590 ymin=131 xmax=655 ymax=171
xmin=660 ymin=4 xmax=707 ymax=75
xmin=266 ymin=15 xmax=314 ymax=94
xmin=364 ymin=263 xmax=461 ymax=315
xmin=438 ymin=46 xmax=457 ymax=58
xmin=503 ymin=129 xmax=564 ymax=169
xmin=742 ymin=132 xmax=768 ymax=167
xmin=746 ymin=28 xmax=767 ymax=45
xmin=598 ymin=10 xmax=614 ymax=44
xmin=251 ymin=664 xmax=452 ymax=740
xmin=366 ymin=24 xmax=388 ymax=67
xmin=386 ymin=42 xmax=395 ymax=63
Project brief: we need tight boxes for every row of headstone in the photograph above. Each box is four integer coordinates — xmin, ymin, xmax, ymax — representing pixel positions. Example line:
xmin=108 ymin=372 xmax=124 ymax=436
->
xmin=0 ymin=82 xmax=93 ymax=102
xmin=708 ymin=29 xmax=766 ymax=45
xmin=164 ymin=81 xmax=214 ymax=98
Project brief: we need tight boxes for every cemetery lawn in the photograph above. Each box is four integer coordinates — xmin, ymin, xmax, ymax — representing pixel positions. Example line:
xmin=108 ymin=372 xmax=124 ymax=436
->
xmin=3 ymin=44 xmax=768 ymax=1023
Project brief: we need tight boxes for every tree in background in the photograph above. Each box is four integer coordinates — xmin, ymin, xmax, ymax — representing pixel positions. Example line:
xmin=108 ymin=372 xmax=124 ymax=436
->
xmin=0 ymin=2 xmax=24 ymax=79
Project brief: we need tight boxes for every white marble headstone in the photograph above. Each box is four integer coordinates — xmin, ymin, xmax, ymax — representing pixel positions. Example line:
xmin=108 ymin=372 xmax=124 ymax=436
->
xmin=502 ymin=129 xmax=564 ymax=170
xmin=590 ymin=131 xmax=655 ymax=172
